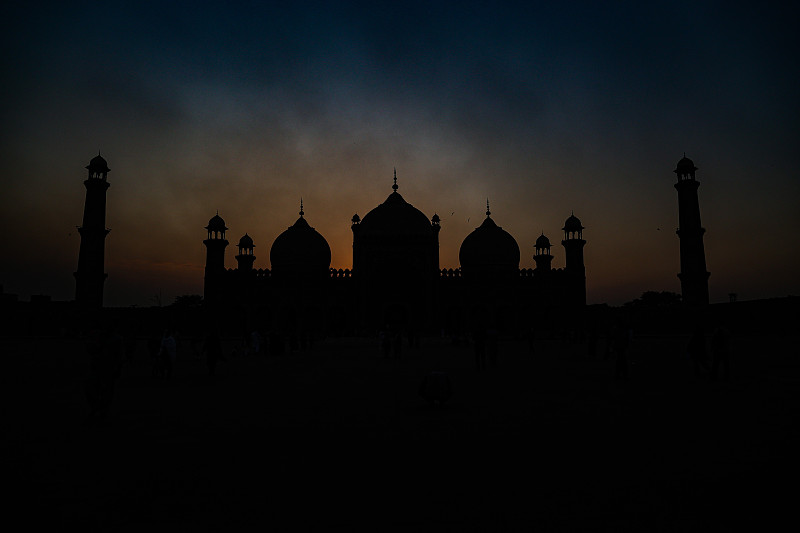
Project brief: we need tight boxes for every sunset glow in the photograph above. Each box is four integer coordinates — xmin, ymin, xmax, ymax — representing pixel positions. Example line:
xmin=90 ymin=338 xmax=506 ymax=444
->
xmin=1 ymin=2 xmax=798 ymax=306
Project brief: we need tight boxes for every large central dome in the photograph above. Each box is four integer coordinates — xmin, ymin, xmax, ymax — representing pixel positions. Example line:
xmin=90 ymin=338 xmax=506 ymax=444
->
xmin=358 ymin=179 xmax=433 ymax=237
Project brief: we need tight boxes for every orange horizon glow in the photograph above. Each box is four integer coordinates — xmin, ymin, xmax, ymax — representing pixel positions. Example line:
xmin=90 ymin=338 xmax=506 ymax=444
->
xmin=1 ymin=4 xmax=798 ymax=307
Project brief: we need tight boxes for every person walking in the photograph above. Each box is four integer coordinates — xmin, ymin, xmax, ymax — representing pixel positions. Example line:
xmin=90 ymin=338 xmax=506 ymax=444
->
xmin=203 ymin=330 xmax=224 ymax=376
xmin=85 ymin=321 xmax=124 ymax=424
xmin=687 ymin=325 xmax=708 ymax=379
xmin=160 ymin=329 xmax=177 ymax=379
xmin=711 ymin=325 xmax=731 ymax=381
xmin=611 ymin=319 xmax=632 ymax=380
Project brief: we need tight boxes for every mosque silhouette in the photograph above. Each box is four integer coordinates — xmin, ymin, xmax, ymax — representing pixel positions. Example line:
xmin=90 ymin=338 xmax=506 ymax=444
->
xmin=73 ymin=155 xmax=712 ymax=336
xmin=201 ymin=170 xmax=587 ymax=336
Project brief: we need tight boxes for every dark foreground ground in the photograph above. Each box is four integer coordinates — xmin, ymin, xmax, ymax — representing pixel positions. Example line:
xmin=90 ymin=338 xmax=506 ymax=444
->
xmin=8 ymin=333 xmax=799 ymax=531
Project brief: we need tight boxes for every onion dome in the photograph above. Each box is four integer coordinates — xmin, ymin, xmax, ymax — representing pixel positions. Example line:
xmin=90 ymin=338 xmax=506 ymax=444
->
xmin=270 ymin=210 xmax=331 ymax=274
xmin=86 ymin=153 xmax=110 ymax=173
xmin=535 ymin=233 xmax=551 ymax=249
xmin=563 ymin=213 xmax=583 ymax=233
xmin=206 ymin=213 xmax=228 ymax=233
xmin=675 ymin=155 xmax=697 ymax=174
xmin=358 ymin=172 xmax=434 ymax=236
xmin=237 ymin=233 xmax=254 ymax=248
xmin=459 ymin=206 xmax=520 ymax=274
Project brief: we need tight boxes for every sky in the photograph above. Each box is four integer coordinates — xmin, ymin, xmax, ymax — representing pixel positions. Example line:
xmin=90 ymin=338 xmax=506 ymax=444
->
xmin=1 ymin=1 xmax=798 ymax=307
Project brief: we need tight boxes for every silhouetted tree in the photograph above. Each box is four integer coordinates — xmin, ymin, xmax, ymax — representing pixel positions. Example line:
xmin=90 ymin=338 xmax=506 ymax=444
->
xmin=172 ymin=294 xmax=203 ymax=308
xmin=624 ymin=291 xmax=681 ymax=308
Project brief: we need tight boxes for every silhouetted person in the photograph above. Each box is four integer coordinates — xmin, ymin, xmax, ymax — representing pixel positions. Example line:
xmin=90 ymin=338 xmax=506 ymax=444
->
xmin=124 ymin=332 xmax=138 ymax=362
xmin=148 ymin=332 xmax=164 ymax=377
xmin=392 ymin=329 xmax=402 ymax=358
xmin=687 ymin=325 xmax=708 ymax=378
xmin=710 ymin=325 xmax=731 ymax=382
xmin=380 ymin=328 xmax=391 ymax=358
xmin=190 ymin=335 xmax=202 ymax=361
xmin=487 ymin=326 xmax=499 ymax=367
xmin=270 ymin=331 xmax=284 ymax=355
xmin=160 ymin=329 xmax=177 ymax=379
xmin=85 ymin=322 xmax=124 ymax=425
xmin=527 ymin=325 xmax=535 ymax=354
xmin=261 ymin=329 xmax=271 ymax=355
xmin=603 ymin=329 xmax=613 ymax=361
xmin=611 ymin=320 xmax=632 ymax=380
xmin=407 ymin=328 xmax=420 ymax=350
xmin=586 ymin=320 xmax=598 ymax=358
xmin=473 ymin=326 xmax=487 ymax=371
xmin=203 ymin=330 xmax=224 ymax=376
xmin=419 ymin=370 xmax=452 ymax=407
xmin=250 ymin=330 xmax=262 ymax=356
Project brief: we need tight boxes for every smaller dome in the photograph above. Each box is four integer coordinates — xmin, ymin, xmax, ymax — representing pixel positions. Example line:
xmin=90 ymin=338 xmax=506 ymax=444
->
xmin=206 ymin=213 xmax=227 ymax=232
xmin=238 ymin=233 xmax=254 ymax=248
xmin=431 ymin=213 xmax=440 ymax=224
xmin=675 ymin=156 xmax=697 ymax=174
xmin=86 ymin=154 xmax=110 ymax=173
xmin=270 ymin=216 xmax=331 ymax=274
xmin=352 ymin=214 xmax=360 ymax=224
xmin=535 ymin=233 xmax=551 ymax=249
xmin=459 ymin=215 xmax=521 ymax=274
xmin=563 ymin=213 xmax=583 ymax=232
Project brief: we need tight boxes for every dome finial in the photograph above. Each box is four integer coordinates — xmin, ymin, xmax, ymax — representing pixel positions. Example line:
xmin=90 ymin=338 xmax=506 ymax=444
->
xmin=486 ymin=198 xmax=491 ymax=217
xmin=299 ymin=197 xmax=304 ymax=217
xmin=392 ymin=168 xmax=398 ymax=192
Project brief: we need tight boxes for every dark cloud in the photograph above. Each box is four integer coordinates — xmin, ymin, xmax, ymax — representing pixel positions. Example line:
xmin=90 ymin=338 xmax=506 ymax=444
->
xmin=1 ymin=1 xmax=798 ymax=305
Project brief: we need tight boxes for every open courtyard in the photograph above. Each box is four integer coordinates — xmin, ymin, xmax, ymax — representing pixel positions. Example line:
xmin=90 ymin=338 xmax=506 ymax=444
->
xmin=9 ymin=331 xmax=798 ymax=531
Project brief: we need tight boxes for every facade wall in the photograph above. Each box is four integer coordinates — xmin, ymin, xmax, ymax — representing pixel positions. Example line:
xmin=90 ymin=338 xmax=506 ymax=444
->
xmin=206 ymin=263 xmax=585 ymax=337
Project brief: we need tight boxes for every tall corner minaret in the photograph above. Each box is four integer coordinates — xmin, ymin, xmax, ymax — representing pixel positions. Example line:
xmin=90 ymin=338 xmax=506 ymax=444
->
xmin=203 ymin=212 xmax=229 ymax=305
xmin=74 ymin=153 xmax=111 ymax=307
xmin=561 ymin=212 xmax=586 ymax=306
xmin=674 ymin=155 xmax=710 ymax=305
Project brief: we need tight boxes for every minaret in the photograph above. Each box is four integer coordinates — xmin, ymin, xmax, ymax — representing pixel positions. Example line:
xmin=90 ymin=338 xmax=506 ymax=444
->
xmin=674 ymin=155 xmax=709 ymax=305
xmin=74 ymin=153 xmax=111 ymax=307
xmin=431 ymin=212 xmax=441 ymax=236
xmin=235 ymin=233 xmax=256 ymax=272
xmin=203 ymin=212 xmax=229 ymax=305
xmin=562 ymin=212 xmax=586 ymax=306
xmin=533 ymin=233 xmax=553 ymax=272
